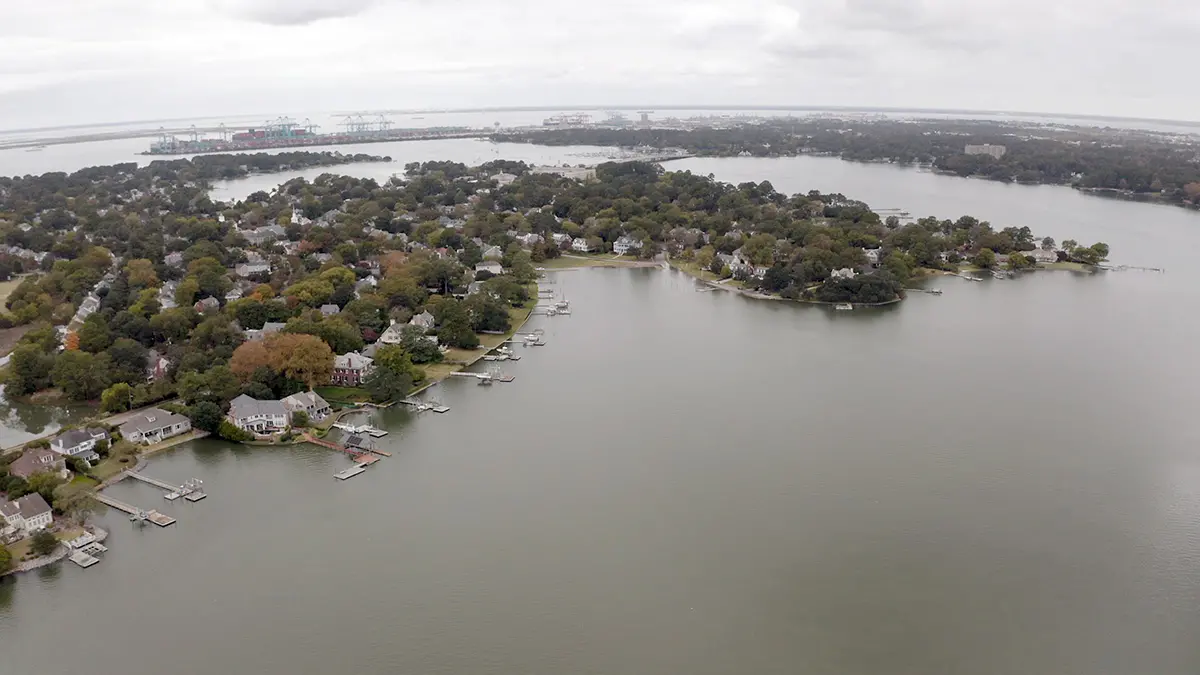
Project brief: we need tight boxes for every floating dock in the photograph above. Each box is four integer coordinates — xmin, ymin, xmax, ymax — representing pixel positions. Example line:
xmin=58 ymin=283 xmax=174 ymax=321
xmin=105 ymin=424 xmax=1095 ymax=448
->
xmin=332 ymin=422 xmax=389 ymax=437
xmin=334 ymin=464 xmax=368 ymax=481
xmin=400 ymin=399 xmax=449 ymax=413
xmin=80 ymin=542 xmax=108 ymax=555
xmin=69 ymin=551 xmax=100 ymax=568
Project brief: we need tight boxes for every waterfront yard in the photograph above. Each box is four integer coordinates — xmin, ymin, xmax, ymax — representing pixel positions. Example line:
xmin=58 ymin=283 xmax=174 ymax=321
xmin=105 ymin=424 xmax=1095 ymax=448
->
xmin=670 ymin=260 xmax=722 ymax=282
xmin=538 ymin=254 xmax=645 ymax=269
xmin=314 ymin=386 xmax=372 ymax=403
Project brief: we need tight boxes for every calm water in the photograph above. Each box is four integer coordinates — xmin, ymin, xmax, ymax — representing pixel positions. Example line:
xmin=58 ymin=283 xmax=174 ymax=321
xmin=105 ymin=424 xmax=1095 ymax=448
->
xmin=1 ymin=143 xmax=1199 ymax=674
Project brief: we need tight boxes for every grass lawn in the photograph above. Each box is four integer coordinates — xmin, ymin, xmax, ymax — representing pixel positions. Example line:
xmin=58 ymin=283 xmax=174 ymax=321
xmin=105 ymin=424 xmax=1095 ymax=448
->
xmin=539 ymin=254 xmax=635 ymax=269
xmin=8 ymin=537 xmax=33 ymax=560
xmin=1039 ymin=261 xmax=1092 ymax=272
xmin=90 ymin=449 xmax=140 ymax=481
xmin=672 ymin=260 xmax=722 ymax=282
xmin=70 ymin=475 xmax=98 ymax=488
xmin=314 ymin=386 xmax=371 ymax=403
xmin=0 ymin=278 xmax=23 ymax=308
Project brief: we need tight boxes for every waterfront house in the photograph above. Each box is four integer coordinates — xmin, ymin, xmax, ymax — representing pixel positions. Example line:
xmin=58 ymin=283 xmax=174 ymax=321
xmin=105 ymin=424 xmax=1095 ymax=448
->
xmin=1028 ymin=248 xmax=1058 ymax=264
xmin=319 ymin=304 xmax=340 ymax=317
xmin=831 ymin=268 xmax=857 ymax=280
xmin=491 ymin=172 xmax=518 ymax=186
xmin=0 ymin=494 xmax=54 ymax=534
xmin=50 ymin=428 xmax=108 ymax=462
xmin=516 ymin=233 xmax=543 ymax=248
xmin=9 ymin=447 xmax=68 ymax=480
xmin=475 ymin=261 xmax=503 ymax=276
xmin=282 ymin=391 xmax=332 ymax=420
xmin=482 ymin=245 xmax=504 ymax=260
xmin=612 ymin=235 xmax=642 ymax=255
xmin=409 ymin=311 xmax=435 ymax=331
xmin=571 ymin=237 xmax=592 ymax=253
xmin=120 ymin=408 xmax=192 ymax=445
xmin=332 ymin=352 xmax=374 ymax=386
xmin=227 ymin=395 xmax=288 ymax=433
xmin=550 ymin=232 xmax=572 ymax=246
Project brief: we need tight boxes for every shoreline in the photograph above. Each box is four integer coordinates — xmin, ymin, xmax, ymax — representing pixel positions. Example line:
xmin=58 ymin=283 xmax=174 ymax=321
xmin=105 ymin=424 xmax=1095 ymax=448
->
xmin=2 ymin=526 xmax=109 ymax=578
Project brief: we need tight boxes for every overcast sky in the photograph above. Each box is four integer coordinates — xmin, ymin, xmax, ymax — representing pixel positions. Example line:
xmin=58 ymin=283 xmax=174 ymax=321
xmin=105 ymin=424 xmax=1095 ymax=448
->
xmin=2 ymin=0 xmax=1197 ymax=128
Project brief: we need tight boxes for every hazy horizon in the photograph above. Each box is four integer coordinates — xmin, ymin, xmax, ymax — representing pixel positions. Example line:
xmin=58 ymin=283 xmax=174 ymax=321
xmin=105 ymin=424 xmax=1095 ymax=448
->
xmin=3 ymin=1 xmax=1197 ymax=129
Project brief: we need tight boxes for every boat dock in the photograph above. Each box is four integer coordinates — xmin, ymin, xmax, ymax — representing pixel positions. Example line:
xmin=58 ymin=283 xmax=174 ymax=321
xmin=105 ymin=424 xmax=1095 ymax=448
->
xmin=400 ymin=398 xmax=450 ymax=413
xmin=952 ymin=272 xmax=983 ymax=282
xmin=91 ymin=493 xmax=177 ymax=527
xmin=69 ymin=551 xmax=100 ymax=568
xmin=334 ymin=464 xmax=368 ymax=481
xmin=903 ymin=287 xmax=943 ymax=295
xmin=305 ymin=433 xmax=391 ymax=459
xmin=331 ymin=422 xmax=390 ymax=437
xmin=126 ymin=471 xmax=208 ymax=502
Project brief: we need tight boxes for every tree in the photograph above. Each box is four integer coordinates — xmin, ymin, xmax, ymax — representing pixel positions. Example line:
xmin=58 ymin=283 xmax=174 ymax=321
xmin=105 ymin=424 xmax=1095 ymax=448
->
xmin=283 ymin=278 xmax=335 ymax=307
xmin=400 ymin=325 xmax=443 ymax=364
xmin=435 ymin=300 xmax=479 ymax=349
xmin=972 ymin=248 xmax=996 ymax=269
xmin=464 ymin=294 xmax=511 ymax=332
xmin=31 ymin=530 xmax=59 ymax=557
xmin=266 ymin=333 xmax=334 ymax=389
xmin=291 ymin=410 xmax=309 ymax=428
xmin=363 ymin=345 xmax=425 ymax=404
xmin=63 ymin=331 xmax=80 ymax=351
xmin=230 ymin=340 xmax=272 ymax=381
xmin=124 ymin=258 xmax=159 ymax=289
xmin=189 ymin=401 xmax=224 ymax=433
xmin=1061 ymin=239 xmax=1078 ymax=254
xmin=1040 ymin=236 xmax=1055 ymax=250
xmin=218 ymin=420 xmax=255 ymax=443
xmin=0 ymin=544 xmax=11 ymax=574
xmin=27 ymin=472 xmax=65 ymax=505
xmin=5 ymin=344 xmax=54 ymax=395
xmin=51 ymin=351 xmax=111 ymax=401
xmin=1006 ymin=252 xmax=1033 ymax=271
xmin=77 ymin=314 xmax=112 ymax=353
xmin=101 ymin=382 xmax=134 ymax=412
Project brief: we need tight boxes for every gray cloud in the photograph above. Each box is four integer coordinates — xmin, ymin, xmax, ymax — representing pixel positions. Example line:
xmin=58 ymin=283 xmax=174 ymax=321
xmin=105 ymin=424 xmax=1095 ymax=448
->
xmin=0 ymin=0 xmax=1196 ymax=127
xmin=208 ymin=0 xmax=378 ymax=25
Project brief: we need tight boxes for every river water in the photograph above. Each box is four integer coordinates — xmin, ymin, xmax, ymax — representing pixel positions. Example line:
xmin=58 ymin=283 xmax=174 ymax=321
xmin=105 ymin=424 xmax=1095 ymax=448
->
xmin=2 ymin=138 xmax=1200 ymax=674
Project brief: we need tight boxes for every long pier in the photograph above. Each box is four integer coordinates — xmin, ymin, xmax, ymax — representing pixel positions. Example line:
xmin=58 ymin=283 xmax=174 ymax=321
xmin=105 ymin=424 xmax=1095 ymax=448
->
xmin=400 ymin=399 xmax=450 ymax=413
xmin=91 ymin=493 xmax=176 ymax=527
xmin=126 ymin=471 xmax=208 ymax=502
xmin=303 ymin=433 xmax=390 ymax=458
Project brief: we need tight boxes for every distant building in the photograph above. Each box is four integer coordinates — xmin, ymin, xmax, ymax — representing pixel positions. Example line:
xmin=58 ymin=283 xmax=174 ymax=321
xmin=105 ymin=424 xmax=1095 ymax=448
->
xmin=332 ymin=352 xmax=374 ymax=387
xmin=146 ymin=349 xmax=171 ymax=381
xmin=964 ymin=144 xmax=1007 ymax=159
xmin=1027 ymin=248 xmax=1058 ymax=264
xmin=830 ymin=268 xmax=857 ymax=280
xmin=571 ymin=238 xmax=592 ymax=253
xmin=491 ymin=172 xmax=518 ymax=186
xmin=119 ymin=408 xmax=192 ymax=445
xmin=0 ymin=493 xmax=54 ymax=534
xmin=409 ymin=311 xmax=435 ymax=330
xmin=235 ymin=262 xmax=272 ymax=278
xmin=475 ymin=261 xmax=503 ymax=276
xmin=164 ymin=252 xmax=185 ymax=268
xmin=550 ymin=232 xmax=572 ymax=246
xmin=319 ymin=304 xmax=340 ymax=317
xmin=612 ymin=235 xmax=643 ymax=255
xmin=863 ymin=248 xmax=881 ymax=266
xmin=482 ymin=245 xmax=504 ymax=260
xmin=193 ymin=296 xmax=220 ymax=313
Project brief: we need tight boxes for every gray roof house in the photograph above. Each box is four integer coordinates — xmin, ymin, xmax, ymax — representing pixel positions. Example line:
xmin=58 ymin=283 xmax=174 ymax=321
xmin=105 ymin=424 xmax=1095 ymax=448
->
xmin=482 ymin=245 xmax=504 ymax=260
xmin=0 ymin=493 xmax=53 ymax=534
xmin=9 ymin=447 xmax=67 ymax=479
xmin=120 ymin=408 xmax=192 ymax=446
xmin=475 ymin=261 xmax=503 ymax=276
xmin=50 ymin=427 xmax=108 ymax=461
xmin=235 ymin=262 xmax=272 ymax=278
xmin=319 ymin=304 xmax=340 ymax=317
xmin=228 ymin=395 xmax=288 ymax=433
xmin=409 ymin=310 xmax=435 ymax=330
xmin=282 ymin=391 xmax=332 ymax=420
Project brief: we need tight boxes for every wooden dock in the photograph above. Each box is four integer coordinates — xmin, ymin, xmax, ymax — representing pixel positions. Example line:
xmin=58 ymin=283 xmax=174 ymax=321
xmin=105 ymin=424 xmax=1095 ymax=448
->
xmin=304 ymin=433 xmax=391 ymax=458
xmin=126 ymin=471 xmax=208 ymax=502
xmin=401 ymin=398 xmax=450 ymax=413
xmin=334 ymin=464 xmax=368 ymax=480
xmin=91 ymin=492 xmax=177 ymax=527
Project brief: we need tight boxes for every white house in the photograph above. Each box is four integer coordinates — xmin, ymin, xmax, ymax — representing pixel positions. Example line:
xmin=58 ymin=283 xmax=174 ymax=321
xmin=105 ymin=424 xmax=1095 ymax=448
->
xmin=50 ymin=428 xmax=108 ymax=462
xmin=516 ymin=232 xmax=543 ymax=247
xmin=235 ymin=262 xmax=272 ymax=278
xmin=227 ymin=395 xmax=288 ymax=433
xmin=1028 ymin=248 xmax=1058 ymax=264
xmin=571 ymin=237 xmax=592 ymax=253
xmin=612 ymin=235 xmax=642 ymax=255
xmin=863 ymin=248 xmax=881 ymax=266
xmin=282 ymin=391 xmax=332 ymax=420
xmin=475 ymin=261 xmax=503 ymax=276
xmin=482 ymin=245 xmax=504 ymax=260
xmin=0 ymin=493 xmax=54 ymax=534
xmin=409 ymin=311 xmax=435 ymax=331
xmin=831 ymin=268 xmax=857 ymax=280
xmin=378 ymin=322 xmax=406 ymax=345
xmin=119 ymin=408 xmax=192 ymax=445
xmin=550 ymin=232 xmax=572 ymax=246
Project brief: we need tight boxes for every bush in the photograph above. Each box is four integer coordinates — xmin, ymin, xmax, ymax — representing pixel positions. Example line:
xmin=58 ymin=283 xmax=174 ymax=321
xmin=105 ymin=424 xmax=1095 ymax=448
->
xmin=291 ymin=411 xmax=308 ymax=428
xmin=30 ymin=530 xmax=59 ymax=557
xmin=218 ymin=420 xmax=255 ymax=443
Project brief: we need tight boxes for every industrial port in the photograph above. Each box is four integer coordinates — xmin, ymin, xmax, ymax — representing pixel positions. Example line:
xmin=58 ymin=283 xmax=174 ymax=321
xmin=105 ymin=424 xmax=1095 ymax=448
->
xmin=145 ymin=114 xmax=487 ymax=155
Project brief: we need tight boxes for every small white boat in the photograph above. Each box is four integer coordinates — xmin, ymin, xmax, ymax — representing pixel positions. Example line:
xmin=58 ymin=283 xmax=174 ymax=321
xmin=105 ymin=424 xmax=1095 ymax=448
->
xmin=834 ymin=303 xmax=853 ymax=311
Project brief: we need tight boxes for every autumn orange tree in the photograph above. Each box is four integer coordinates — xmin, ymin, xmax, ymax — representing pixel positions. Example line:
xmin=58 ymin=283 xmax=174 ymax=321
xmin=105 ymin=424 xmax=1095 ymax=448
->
xmin=63 ymin=331 xmax=80 ymax=351
xmin=230 ymin=333 xmax=333 ymax=390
